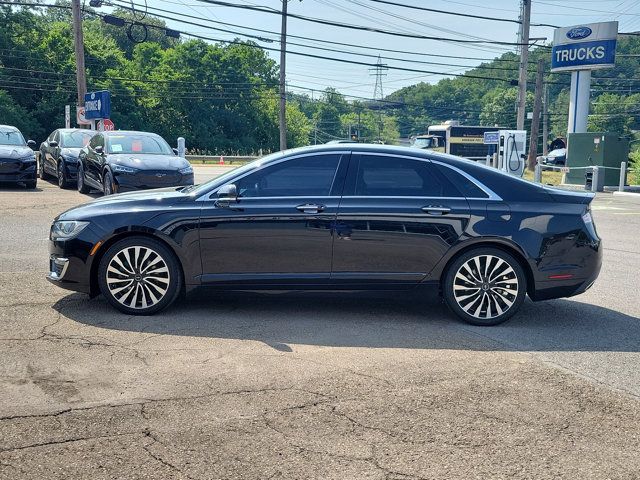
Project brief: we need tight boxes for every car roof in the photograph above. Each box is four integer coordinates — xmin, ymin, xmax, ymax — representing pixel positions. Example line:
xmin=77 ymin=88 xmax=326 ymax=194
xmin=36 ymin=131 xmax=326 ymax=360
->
xmin=0 ymin=125 xmax=20 ymax=131
xmin=57 ymin=128 xmax=96 ymax=133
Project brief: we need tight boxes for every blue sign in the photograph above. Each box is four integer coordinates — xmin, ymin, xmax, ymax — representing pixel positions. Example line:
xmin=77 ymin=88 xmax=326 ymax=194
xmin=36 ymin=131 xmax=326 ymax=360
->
xmin=566 ymin=26 xmax=592 ymax=40
xmin=483 ymin=131 xmax=499 ymax=145
xmin=552 ymin=39 xmax=616 ymax=71
xmin=84 ymin=90 xmax=111 ymax=119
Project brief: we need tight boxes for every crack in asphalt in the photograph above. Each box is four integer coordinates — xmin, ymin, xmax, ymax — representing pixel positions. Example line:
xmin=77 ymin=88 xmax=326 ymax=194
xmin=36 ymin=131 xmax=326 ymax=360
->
xmin=0 ymin=432 xmax=138 ymax=454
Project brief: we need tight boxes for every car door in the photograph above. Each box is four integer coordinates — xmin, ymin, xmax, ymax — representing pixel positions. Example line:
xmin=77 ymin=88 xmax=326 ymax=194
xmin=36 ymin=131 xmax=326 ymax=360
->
xmin=331 ymin=152 xmax=471 ymax=286
xmin=43 ymin=130 xmax=58 ymax=174
xmin=198 ymin=151 xmax=349 ymax=286
xmin=85 ymin=133 xmax=104 ymax=188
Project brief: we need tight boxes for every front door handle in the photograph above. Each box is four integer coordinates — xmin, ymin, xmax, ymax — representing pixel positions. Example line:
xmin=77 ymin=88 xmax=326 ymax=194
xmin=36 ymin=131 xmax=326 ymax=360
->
xmin=421 ymin=205 xmax=451 ymax=215
xmin=296 ymin=203 xmax=325 ymax=214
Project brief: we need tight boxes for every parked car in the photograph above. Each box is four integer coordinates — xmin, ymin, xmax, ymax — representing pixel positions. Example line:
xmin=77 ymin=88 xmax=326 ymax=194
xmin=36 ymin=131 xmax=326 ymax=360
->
xmin=538 ymin=148 xmax=567 ymax=169
xmin=0 ymin=124 xmax=37 ymax=189
xmin=76 ymin=130 xmax=194 ymax=195
xmin=40 ymin=129 xmax=97 ymax=188
xmin=47 ymin=144 xmax=602 ymax=326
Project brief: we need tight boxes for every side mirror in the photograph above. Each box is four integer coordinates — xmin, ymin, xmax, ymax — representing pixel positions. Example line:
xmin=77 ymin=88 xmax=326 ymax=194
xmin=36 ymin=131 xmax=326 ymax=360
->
xmin=172 ymin=147 xmax=179 ymax=155
xmin=49 ymin=140 xmax=58 ymax=148
xmin=217 ymin=183 xmax=237 ymax=199
xmin=27 ymin=140 xmax=36 ymax=149
xmin=94 ymin=145 xmax=104 ymax=155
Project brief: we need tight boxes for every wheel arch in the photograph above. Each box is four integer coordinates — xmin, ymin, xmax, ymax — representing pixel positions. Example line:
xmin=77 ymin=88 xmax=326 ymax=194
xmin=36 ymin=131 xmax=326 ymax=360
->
xmin=89 ymin=230 xmax=187 ymax=298
xmin=434 ymin=239 xmax=536 ymax=298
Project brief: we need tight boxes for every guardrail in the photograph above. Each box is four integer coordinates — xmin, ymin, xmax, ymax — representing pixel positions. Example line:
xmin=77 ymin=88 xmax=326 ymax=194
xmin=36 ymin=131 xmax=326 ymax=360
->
xmin=533 ymin=161 xmax=631 ymax=193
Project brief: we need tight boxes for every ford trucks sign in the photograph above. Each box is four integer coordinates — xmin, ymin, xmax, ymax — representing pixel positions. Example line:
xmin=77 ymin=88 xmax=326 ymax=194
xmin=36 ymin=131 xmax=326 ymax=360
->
xmin=551 ymin=22 xmax=617 ymax=72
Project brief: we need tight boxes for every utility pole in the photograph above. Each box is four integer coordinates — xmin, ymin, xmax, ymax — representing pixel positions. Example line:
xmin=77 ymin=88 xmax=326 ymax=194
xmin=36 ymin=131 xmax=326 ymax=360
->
xmin=278 ymin=0 xmax=288 ymax=151
xmin=71 ymin=0 xmax=87 ymax=112
xmin=527 ymin=59 xmax=544 ymax=171
xmin=542 ymin=83 xmax=549 ymax=156
xmin=516 ymin=0 xmax=531 ymax=131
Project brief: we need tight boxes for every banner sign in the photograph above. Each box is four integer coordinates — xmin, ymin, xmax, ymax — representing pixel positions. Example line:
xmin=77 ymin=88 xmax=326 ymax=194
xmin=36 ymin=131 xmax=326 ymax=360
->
xmin=551 ymin=22 xmax=618 ymax=72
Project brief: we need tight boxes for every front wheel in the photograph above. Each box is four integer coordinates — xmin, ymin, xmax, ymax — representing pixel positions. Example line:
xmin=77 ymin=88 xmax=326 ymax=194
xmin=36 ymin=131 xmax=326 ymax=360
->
xmin=443 ymin=248 xmax=526 ymax=326
xmin=77 ymin=162 xmax=90 ymax=194
xmin=98 ymin=237 xmax=183 ymax=315
xmin=57 ymin=162 xmax=70 ymax=189
xmin=39 ymin=154 xmax=49 ymax=180
xmin=103 ymin=170 xmax=115 ymax=196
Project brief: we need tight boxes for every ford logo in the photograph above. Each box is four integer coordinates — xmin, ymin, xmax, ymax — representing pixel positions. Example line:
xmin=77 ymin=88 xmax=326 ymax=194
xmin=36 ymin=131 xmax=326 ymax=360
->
xmin=566 ymin=26 xmax=592 ymax=40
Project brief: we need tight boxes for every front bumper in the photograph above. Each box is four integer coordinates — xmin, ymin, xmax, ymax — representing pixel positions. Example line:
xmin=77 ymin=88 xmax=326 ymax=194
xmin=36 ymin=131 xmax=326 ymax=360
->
xmin=46 ymin=229 xmax=102 ymax=295
xmin=114 ymin=171 xmax=194 ymax=192
xmin=0 ymin=161 xmax=37 ymax=183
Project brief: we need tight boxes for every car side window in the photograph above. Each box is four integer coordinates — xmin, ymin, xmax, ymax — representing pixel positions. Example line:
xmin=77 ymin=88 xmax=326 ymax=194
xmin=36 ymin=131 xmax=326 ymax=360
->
xmin=235 ymin=154 xmax=341 ymax=198
xmin=353 ymin=155 xmax=457 ymax=197
xmin=432 ymin=163 xmax=489 ymax=199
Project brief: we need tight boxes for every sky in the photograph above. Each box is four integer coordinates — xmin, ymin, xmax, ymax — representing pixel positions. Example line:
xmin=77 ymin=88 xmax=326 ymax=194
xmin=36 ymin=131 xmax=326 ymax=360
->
xmin=121 ymin=0 xmax=640 ymax=99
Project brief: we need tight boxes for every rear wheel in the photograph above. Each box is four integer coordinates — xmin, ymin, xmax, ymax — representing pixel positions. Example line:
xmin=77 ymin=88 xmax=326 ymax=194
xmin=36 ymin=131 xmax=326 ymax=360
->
xmin=98 ymin=237 xmax=182 ymax=315
xmin=443 ymin=248 xmax=526 ymax=326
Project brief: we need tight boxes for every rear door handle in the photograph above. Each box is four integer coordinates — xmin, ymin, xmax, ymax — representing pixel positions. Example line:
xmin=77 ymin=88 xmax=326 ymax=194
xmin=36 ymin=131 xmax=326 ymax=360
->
xmin=421 ymin=205 xmax=451 ymax=215
xmin=296 ymin=203 xmax=325 ymax=214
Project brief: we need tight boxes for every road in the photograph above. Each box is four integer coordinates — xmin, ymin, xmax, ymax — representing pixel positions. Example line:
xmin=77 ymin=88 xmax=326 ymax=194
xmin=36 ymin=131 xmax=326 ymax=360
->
xmin=0 ymin=169 xmax=639 ymax=479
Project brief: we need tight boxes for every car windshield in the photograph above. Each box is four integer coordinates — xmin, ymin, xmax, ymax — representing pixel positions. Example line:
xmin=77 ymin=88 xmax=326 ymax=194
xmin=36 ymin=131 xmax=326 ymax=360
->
xmin=61 ymin=131 xmax=95 ymax=148
xmin=548 ymin=149 xmax=566 ymax=158
xmin=413 ymin=138 xmax=434 ymax=148
xmin=0 ymin=128 xmax=26 ymax=146
xmin=106 ymin=134 xmax=172 ymax=155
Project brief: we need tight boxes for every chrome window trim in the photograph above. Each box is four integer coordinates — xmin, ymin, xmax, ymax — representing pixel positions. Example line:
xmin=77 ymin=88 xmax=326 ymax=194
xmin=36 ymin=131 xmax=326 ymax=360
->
xmin=350 ymin=152 xmax=502 ymax=201
xmin=195 ymin=150 xmax=350 ymax=202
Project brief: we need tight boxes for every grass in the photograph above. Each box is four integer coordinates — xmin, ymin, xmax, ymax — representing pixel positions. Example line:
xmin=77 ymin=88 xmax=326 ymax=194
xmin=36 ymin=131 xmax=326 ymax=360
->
xmin=522 ymin=169 xmax=564 ymax=186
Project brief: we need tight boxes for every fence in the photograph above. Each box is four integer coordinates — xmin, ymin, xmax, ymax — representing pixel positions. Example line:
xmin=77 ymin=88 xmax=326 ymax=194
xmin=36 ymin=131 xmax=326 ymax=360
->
xmin=533 ymin=161 xmax=631 ymax=193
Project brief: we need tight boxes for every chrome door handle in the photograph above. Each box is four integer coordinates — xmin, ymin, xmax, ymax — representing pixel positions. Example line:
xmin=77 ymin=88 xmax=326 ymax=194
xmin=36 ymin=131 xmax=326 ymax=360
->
xmin=421 ymin=206 xmax=451 ymax=215
xmin=296 ymin=203 xmax=325 ymax=214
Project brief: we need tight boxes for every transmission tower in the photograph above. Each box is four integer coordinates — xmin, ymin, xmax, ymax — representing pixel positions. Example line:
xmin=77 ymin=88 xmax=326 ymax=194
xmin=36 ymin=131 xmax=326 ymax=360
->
xmin=369 ymin=55 xmax=388 ymax=102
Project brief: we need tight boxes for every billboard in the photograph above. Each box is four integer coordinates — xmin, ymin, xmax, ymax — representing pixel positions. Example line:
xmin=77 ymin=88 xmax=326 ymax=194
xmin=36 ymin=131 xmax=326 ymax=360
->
xmin=551 ymin=22 xmax=618 ymax=72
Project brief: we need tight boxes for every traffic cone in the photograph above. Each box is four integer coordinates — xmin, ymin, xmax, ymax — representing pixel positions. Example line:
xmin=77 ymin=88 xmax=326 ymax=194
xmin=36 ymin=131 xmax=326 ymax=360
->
xmin=219 ymin=155 xmax=224 ymax=165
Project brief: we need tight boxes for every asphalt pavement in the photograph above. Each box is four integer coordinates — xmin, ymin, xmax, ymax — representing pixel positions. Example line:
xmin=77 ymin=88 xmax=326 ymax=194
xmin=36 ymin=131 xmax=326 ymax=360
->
xmin=0 ymin=169 xmax=639 ymax=479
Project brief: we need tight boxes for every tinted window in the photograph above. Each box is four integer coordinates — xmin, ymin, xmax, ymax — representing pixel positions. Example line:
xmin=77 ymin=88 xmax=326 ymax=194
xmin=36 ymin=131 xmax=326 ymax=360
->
xmin=236 ymin=154 xmax=340 ymax=197
xmin=433 ymin=163 xmax=488 ymax=198
xmin=354 ymin=155 xmax=454 ymax=197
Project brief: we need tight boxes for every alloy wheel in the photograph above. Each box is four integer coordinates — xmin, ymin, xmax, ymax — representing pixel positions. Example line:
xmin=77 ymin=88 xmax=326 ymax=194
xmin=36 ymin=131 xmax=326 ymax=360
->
xmin=105 ymin=246 xmax=170 ymax=309
xmin=57 ymin=163 xmax=65 ymax=187
xmin=452 ymin=254 xmax=519 ymax=320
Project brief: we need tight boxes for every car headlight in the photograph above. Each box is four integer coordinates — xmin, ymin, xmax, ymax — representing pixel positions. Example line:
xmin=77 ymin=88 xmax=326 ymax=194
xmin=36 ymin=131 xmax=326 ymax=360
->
xmin=51 ymin=220 xmax=89 ymax=240
xmin=112 ymin=165 xmax=137 ymax=174
xmin=179 ymin=165 xmax=193 ymax=175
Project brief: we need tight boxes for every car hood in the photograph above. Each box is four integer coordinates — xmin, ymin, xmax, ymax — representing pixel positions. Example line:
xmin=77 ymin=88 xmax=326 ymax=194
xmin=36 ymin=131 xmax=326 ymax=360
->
xmin=108 ymin=154 xmax=190 ymax=170
xmin=56 ymin=187 xmax=191 ymax=222
xmin=0 ymin=144 xmax=33 ymax=159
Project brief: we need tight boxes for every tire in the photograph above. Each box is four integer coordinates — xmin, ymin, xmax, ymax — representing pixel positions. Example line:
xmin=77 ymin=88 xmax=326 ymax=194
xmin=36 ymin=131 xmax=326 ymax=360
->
xmin=103 ymin=170 xmax=115 ymax=196
xmin=443 ymin=247 xmax=526 ymax=326
xmin=57 ymin=162 xmax=69 ymax=189
xmin=77 ymin=162 xmax=90 ymax=194
xmin=97 ymin=236 xmax=183 ymax=315
xmin=25 ymin=179 xmax=37 ymax=189
xmin=39 ymin=154 xmax=49 ymax=180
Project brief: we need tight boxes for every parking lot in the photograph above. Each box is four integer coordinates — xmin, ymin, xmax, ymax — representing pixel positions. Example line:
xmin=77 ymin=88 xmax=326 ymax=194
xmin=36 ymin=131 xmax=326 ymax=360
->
xmin=1 ymin=167 xmax=639 ymax=479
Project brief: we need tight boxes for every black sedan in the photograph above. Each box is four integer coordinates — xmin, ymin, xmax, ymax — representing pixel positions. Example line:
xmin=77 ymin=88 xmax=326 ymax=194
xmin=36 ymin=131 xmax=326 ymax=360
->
xmin=47 ymin=144 xmax=602 ymax=326
xmin=77 ymin=130 xmax=194 ymax=195
xmin=0 ymin=124 xmax=37 ymax=188
xmin=40 ymin=128 xmax=97 ymax=188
